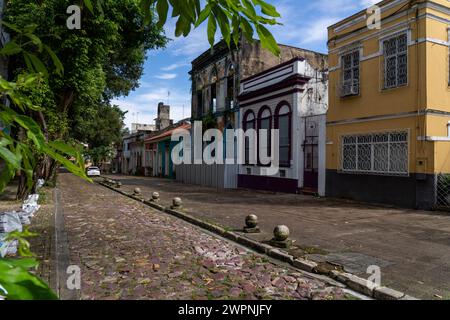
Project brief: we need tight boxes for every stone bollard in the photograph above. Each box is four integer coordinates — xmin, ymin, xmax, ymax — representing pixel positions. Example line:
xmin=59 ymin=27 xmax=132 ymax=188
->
xmin=133 ymin=187 xmax=142 ymax=197
xmin=149 ymin=192 xmax=160 ymax=203
xmin=171 ymin=197 xmax=183 ymax=210
xmin=269 ymin=225 xmax=292 ymax=249
xmin=243 ymin=214 xmax=260 ymax=234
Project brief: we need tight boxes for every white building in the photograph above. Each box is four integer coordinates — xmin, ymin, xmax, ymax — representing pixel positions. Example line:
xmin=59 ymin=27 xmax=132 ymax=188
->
xmin=238 ymin=57 xmax=328 ymax=195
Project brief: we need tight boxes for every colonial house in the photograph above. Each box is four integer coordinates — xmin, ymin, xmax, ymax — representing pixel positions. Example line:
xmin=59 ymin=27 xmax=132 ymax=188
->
xmin=238 ymin=57 xmax=328 ymax=195
xmin=120 ymin=102 xmax=174 ymax=175
xmin=176 ymin=38 xmax=328 ymax=189
xmin=326 ymin=0 xmax=450 ymax=209
xmin=121 ymin=130 xmax=153 ymax=175
xmin=144 ymin=122 xmax=191 ymax=179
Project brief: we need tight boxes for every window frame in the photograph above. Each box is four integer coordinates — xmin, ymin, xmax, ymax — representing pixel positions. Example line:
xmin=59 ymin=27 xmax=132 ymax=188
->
xmin=340 ymin=130 xmax=410 ymax=177
xmin=209 ymin=67 xmax=218 ymax=113
xmin=226 ymin=63 xmax=236 ymax=109
xmin=243 ymin=110 xmax=256 ymax=165
xmin=257 ymin=106 xmax=272 ymax=166
xmin=274 ymin=102 xmax=292 ymax=168
xmin=382 ymin=32 xmax=409 ymax=90
xmin=340 ymin=49 xmax=360 ymax=97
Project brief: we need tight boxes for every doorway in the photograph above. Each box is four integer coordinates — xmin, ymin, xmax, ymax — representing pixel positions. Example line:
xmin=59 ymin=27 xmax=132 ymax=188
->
xmin=303 ymin=119 xmax=319 ymax=191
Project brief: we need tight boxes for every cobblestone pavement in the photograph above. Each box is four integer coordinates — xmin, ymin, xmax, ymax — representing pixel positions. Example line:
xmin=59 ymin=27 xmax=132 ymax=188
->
xmin=58 ymin=173 xmax=350 ymax=300
xmin=102 ymin=174 xmax=450 ymax=300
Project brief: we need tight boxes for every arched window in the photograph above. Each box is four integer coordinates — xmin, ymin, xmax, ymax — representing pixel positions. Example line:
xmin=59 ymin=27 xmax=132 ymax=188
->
xmin=226 ymin=64 xmax=235 ymax=109
xmin=243 ymin=111 xmax=256 ymax=165
xmin=258 ymin=107 xmax=272 ymax=164
xmin=210 ymin=68 xmax=218 ymax=113
xmin=275 ymin=102 xmax=292 ymax=167
xmin=195 ymin=76 xmax=204 ymax=118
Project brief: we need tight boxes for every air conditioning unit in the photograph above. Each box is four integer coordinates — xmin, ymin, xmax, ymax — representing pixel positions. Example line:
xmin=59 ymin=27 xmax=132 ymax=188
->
xmin=341 ymin=82 xmax=359 ymax=97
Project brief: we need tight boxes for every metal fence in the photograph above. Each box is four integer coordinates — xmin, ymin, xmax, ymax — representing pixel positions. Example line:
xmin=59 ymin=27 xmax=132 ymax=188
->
xmin=435 ymin=173 xmax=450 ymax=209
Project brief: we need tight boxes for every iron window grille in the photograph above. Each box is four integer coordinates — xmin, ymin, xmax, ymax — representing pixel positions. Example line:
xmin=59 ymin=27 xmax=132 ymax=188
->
xmin=383 ymin=33 xmax=408 ymax=89
xmin=341 ymin=50 xmax=360 ymax=97
xmin=341 ymin=131 xmax=409 ymax=176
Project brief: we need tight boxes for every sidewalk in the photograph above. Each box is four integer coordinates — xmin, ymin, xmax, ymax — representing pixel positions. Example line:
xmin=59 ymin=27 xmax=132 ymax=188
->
xmin=104 ymin=174 xmax=450 ymax=300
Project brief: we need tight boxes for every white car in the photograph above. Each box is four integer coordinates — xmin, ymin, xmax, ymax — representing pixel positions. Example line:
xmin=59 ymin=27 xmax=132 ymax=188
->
xmin=86 ymin=166 xmax=101 ymax=177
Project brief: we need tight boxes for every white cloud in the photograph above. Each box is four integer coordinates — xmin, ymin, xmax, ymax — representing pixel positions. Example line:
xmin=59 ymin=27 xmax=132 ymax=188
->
xmin=112 ymin=87 xmax=191 ymax=129
xmin=154 ymin=73 xmax=178 ymax=80
xmin=161 ymin=62 xmax=189 ymax=71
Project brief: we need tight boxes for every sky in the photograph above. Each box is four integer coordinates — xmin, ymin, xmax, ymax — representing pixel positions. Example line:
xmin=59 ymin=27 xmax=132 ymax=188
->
xmin=113 ymin=0 xmax=379 ymax=129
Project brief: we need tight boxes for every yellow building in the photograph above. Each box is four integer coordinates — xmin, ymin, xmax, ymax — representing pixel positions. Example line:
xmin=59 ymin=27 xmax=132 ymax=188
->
xmin=326 ymin=0 xmax=450 ymax=209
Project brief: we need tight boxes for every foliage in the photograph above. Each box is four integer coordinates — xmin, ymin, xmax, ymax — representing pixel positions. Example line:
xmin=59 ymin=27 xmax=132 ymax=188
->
xmin=0 ymin=73 xmax=90 ymax=193
xmin=0 ymin=229 xmax=58 ymax=300
xmin=87 ymin=145 xmax=116 ymax=165
xmin=72 ymin=104 xmax=126 ymax=150
xmin=1 ymin=0 xmax=282 ymax=301
xmin=138 ymin=0 xmax=282 ymax=55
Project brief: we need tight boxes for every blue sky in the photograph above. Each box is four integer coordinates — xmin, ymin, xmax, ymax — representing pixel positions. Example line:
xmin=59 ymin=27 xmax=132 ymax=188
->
xmin=114 ymin=0 xmax=379 ymax=129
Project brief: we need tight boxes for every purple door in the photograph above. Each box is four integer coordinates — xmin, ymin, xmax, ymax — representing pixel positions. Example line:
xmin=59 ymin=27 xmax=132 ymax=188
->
xmin=303 ymin=120 xmax=319 ymax=191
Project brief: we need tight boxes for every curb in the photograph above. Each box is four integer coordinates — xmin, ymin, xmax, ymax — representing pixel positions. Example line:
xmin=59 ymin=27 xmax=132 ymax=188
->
xmin=98 ymin=181 xmax=415 ymax=300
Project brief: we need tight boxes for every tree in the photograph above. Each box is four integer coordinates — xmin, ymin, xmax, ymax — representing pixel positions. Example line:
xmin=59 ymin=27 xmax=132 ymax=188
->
xmin=3 ymin=0 xmax=168 ymax=191
xmin=0 ymin=0 xmax=281 ymax=300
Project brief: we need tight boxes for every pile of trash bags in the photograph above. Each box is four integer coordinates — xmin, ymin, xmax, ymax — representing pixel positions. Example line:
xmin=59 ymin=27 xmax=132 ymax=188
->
xmin=0 ymin=179 xmax=45 ymax=258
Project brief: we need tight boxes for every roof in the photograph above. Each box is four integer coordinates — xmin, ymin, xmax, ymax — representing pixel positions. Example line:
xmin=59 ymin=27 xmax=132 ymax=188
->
xmin=144 ymin=124 xmax=191 ymax=144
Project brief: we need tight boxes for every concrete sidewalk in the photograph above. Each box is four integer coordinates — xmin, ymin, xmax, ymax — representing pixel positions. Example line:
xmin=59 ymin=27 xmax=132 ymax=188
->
xmin=103 ymin=174 xmax=450 ymax=300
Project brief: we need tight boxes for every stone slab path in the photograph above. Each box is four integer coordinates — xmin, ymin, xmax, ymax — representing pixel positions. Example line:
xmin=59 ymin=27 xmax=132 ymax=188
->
xmin=58 ymin=173 xmax=350 ymax=300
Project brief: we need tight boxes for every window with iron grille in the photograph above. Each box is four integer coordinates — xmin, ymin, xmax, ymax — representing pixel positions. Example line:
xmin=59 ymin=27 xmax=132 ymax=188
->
xmin=341 ymin=50 xmax=360 ymax=96
xmin=383 ymin=33 xmax=408 ymax=89
xmin=341 ymin=131 xmax=408 ymax=175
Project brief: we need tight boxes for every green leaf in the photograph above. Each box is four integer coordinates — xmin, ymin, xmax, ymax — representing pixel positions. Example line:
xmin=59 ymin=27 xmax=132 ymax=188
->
xmin=240 ymin=18 xmax=254 ymax=40
xmin=254 ymin=0 xmax=281 ymax=18
xmin=25 ymin=53 xmax=48 ymax=78
xmin=0 ymin=41 xmax=22 ymax=56
xmin=83 ymin=0 xmax=94 ymax=14
xmin=195 ymin=5 xmax=211 ymax=28
xmin=0 ymin=259 xmax=58 ymax=300
xmin=44 ymin=45 xmax=64 ymax=75
xmin=0 ymin=146 xmax=22 ymax=169
xmin=256 ymin=24 xmax=280 ymax=56
xmin=212 ymin=6 xmax=231 ymax=46
xmin=0 ymin=21 xmax=22 ymax=34
xmin=156 ymin=0 xmax=169 ymax=28
xmin=24 ymin=33 xmax=43 ymax=52
xmin=207 ymin=14 xmax=217 ymax=47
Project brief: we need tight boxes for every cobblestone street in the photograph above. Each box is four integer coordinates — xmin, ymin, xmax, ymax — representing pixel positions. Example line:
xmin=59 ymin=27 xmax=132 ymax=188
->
xmin=58 ymin=173 xmax=350 ymax=300
xmin=101 ymin=174 xmax=450 ymax=300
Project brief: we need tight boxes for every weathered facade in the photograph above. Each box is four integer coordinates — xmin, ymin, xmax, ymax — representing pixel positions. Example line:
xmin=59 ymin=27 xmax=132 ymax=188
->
xmin=326 ymin=0 xmax=450 ymax=209
xmin=144 ymin=122 xmax=191 ymax=179
xmin=238 ymin=57 xmax=328 ymax=195
xmin=178 ymin=38 xmax=328 ymax=189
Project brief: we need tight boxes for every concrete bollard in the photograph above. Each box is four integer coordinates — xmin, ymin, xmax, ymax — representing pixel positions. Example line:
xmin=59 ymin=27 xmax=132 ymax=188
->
xmin=133 ymin=187 xmax=142 ymax=197
xmin=116 ymin=181 xmax=122 ymax=188
xmin=171 ymin=197 xmax=183 ymax=210
xmin=150 ymin=192 xmax=160 ymax=203
xmin=244 ymin=214 xmax=260 ymax=233
xmin=269 ymin=225 xmax=292 ymax=249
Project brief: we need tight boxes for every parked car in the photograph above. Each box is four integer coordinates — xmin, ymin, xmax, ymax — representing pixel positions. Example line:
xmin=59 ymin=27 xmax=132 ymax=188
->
xmin=86 ymin=166 xmax=101 ymax=177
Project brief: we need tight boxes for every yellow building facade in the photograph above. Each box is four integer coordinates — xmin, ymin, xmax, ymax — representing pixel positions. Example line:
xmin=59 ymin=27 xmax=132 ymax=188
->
xmin=326 ymin=0 xmax=450 ymax=209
